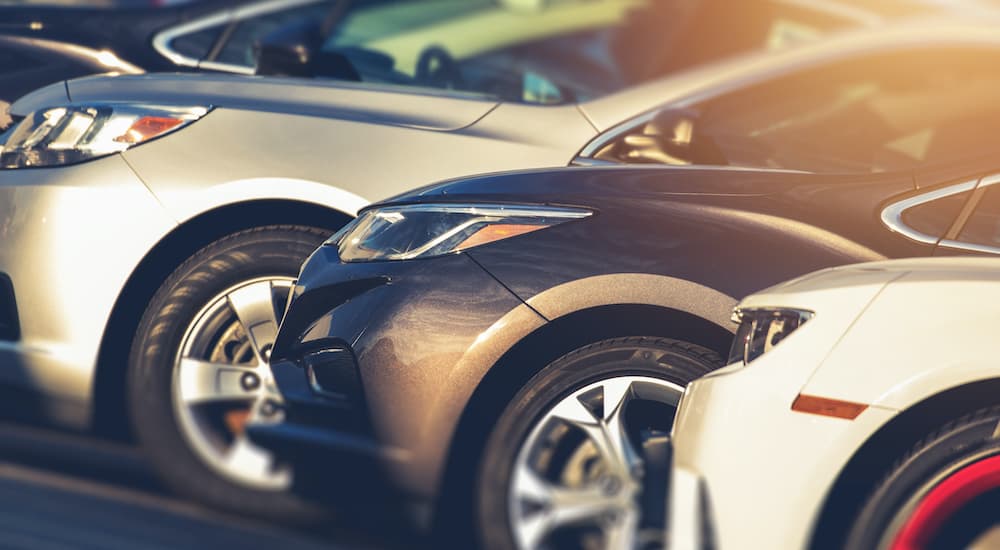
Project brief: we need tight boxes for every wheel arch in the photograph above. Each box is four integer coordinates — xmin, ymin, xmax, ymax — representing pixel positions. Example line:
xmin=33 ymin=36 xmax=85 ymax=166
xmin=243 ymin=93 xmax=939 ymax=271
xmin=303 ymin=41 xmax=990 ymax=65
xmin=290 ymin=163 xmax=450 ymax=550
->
xmin=810 ymin=377 xmax=1000 ymax=550
xmin=433 ymin=299 xmax=735 ymax=535
xmin=91 ymin=199 xmax=353 ymax=439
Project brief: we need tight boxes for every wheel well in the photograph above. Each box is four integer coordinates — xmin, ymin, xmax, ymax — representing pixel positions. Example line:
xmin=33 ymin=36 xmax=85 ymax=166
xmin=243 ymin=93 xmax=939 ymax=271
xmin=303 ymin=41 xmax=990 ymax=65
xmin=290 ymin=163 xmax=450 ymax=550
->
xmin=810 ymin=377 xmax=1000 ymax=550
xmin=433 ymin=303 xmax=733 ymax=535
xmin=91 ymin=200 xmax=352 ymax=440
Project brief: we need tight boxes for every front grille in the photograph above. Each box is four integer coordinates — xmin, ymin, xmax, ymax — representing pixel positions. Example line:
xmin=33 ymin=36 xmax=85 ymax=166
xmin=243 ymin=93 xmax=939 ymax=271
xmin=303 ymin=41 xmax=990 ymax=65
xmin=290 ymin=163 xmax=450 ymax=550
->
xmin=0 ymin=274 xmax=19 ymax=341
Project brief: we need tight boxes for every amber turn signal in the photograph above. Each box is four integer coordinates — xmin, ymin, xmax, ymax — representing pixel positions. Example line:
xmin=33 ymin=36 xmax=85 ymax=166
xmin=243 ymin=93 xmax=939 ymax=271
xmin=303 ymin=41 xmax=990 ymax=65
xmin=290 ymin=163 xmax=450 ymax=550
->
xmin=791 ymin=394 xmax=868 ymax=420
xmin=115 ymin=116 xmax=186 ymax=144
xmin=456 ymin=223 xmax=547 ymax=251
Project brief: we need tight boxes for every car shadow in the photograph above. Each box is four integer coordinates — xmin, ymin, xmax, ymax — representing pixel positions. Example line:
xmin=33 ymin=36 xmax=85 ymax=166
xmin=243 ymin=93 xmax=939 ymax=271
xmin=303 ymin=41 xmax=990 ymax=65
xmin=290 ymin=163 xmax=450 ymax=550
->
xmin=0 ymin=423 xmax=398 ymax=549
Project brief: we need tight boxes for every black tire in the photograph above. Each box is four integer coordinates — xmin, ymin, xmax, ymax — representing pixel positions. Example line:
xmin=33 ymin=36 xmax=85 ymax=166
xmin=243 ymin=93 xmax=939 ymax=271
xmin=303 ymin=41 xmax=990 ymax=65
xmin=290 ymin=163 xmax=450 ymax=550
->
xmin=845 ymin=406 xmax=1000 ymax=550
xmin=476 ymin=337 xmax=723 ymax=550
xmin=127 ymin=225 xmax=331 ymax=522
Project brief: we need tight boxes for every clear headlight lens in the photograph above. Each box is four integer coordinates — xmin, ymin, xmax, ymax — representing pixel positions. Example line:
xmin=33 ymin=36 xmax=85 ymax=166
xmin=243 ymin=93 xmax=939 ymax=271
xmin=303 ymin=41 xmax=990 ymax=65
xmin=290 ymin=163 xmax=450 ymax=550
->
xmin=334 ymin=203 xmax=592 ymax=262
xmin=0 ymin=104 xmax=210 ymax=169
xmin=729 ymin=307 xmax=814 ymax=365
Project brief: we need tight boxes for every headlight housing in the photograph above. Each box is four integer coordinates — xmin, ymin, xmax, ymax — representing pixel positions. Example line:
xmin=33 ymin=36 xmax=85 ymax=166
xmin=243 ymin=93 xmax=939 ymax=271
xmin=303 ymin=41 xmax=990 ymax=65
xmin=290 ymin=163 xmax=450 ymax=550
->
xmin=334 ymin=203 xmax=592 ymax=262
xmin=729 ymin=307 xmax=814 ymax=365
xmin=0 ymin=104 xmax=210 ymax=169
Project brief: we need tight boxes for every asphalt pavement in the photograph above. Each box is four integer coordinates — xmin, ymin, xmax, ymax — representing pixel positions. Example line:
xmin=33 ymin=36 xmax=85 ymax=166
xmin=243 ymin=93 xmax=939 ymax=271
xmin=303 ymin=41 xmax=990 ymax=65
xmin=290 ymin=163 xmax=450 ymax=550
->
xmin=0 ymin=423 xmax=397 ymax=550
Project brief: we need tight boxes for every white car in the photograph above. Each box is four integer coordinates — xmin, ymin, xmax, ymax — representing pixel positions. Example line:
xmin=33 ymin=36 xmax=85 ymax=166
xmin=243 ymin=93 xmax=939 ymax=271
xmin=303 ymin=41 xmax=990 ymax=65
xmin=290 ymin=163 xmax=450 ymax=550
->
xmin=669 ymin=257 xmax=1000 ymax=550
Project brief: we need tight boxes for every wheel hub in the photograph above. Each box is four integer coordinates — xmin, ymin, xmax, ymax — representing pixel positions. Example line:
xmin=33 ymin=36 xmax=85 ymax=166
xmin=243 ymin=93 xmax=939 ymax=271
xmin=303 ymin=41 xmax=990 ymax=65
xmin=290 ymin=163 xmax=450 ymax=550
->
xmin=172 ymin=277 xmax=294 ymax=490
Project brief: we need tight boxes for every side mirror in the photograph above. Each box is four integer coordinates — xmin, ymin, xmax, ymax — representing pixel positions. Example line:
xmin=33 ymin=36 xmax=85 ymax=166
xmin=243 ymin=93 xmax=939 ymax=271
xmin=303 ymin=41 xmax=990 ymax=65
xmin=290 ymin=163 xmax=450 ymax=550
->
xmin=254 ymin=20 xmax=361 ymax=81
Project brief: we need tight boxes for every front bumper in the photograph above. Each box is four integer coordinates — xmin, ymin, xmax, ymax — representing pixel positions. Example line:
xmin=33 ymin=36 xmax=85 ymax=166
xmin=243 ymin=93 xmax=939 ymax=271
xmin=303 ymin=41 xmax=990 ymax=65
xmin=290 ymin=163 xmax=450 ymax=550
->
xmin=667 ymin=364 xmax=897 ymax=550
xmin=0 ymin=157 xmax=175 ymax=426
xmin=248 ymin=244 xmax=546 ymax=502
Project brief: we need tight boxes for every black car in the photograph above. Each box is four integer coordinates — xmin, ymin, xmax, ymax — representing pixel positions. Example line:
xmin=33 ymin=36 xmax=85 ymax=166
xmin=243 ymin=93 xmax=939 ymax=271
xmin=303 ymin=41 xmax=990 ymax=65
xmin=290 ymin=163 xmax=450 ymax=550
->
xmin=0 ymin=34 xmax=143 ymax=122
xmin=0 ymin=0 xmax=244 ymax=71
xmin=247 ymin=162 xmax=1000 ymax=548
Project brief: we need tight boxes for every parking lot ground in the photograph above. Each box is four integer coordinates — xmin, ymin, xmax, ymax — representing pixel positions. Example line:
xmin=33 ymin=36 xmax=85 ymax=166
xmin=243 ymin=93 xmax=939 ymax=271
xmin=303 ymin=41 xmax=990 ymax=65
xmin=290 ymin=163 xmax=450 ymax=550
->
xmin=0 ymin=422 xmax=401 ymax=550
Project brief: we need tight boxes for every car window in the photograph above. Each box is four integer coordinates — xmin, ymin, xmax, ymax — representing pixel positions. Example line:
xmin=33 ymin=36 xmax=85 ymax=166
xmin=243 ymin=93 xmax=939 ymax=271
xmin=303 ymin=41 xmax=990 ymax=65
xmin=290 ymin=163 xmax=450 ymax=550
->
xmin=319 ymin=0 xmax=655 ymax=104
xmin=595 ymin=48 xmax=1000 ymax=173
xmin=322 ymin=0 xmax=850 ymax=105
xmin=958 ymin=185 xmax=1000 ymax=249
xmin=901 ymin=190 xmax=972 ymax=241
xmin=170 ymin=25 xmax=225 ymax=61
xmin=214 ymin=2 xmax=332 ymax=68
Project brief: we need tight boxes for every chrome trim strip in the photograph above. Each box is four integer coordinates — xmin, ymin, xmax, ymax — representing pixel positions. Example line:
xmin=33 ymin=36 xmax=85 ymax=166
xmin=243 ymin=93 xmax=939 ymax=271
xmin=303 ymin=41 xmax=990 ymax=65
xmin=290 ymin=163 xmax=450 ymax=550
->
xmin=570 ymin=157 xmax=619 ymax=167
xmin=935 ymin=172 xmax=1000 ymax=255
xmin=978 ymin=173 xmax=1000 ymax=189
xmin=372 ymin=203 xmax=594 ymax=219
xmin=938 ymin=239 xmax=1000 ymax=255
xmin=198 ymin=61 xmax=256 ymax=75
xmin=152 ymin=0 xmax=325 ymax=72
xmin=879 ymin=179 xmax=978 ymax=245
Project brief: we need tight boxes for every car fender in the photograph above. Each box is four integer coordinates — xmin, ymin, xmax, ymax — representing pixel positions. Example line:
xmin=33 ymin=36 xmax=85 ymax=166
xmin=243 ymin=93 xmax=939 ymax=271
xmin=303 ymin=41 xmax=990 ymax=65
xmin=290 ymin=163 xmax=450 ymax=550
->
xmin=801 ymin=271 xmax=1000 ymax=412
xmin=149 ymin=177 xmax=370 ymax=224
xmin=412 ymin=274 xmax=735 ymax=493
xmin=526 ymin=273 xmax=737 ymax=329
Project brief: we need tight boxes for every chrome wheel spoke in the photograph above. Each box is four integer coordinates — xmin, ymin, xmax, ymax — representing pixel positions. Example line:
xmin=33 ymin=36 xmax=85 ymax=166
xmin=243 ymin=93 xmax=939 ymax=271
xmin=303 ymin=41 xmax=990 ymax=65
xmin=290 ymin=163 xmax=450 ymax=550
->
xmin=226 ymin=280 xmax=281 ymax=364
xmin=514 ymin=468 xmax=618 ymax=549
xmin=550 ymin=392 xmax=601 ymax=427
xmin=176 ymin=357 xmax=259 ymax=405
xmin=550 ymin=379 xmax=641 ymax=474
xmin=599 ymin=378 xmax=643 ymax=474
xmin=223 ymin=435 xmax=280 ymax=482
xmin=603 ymin=506 xmax=640 ymax=550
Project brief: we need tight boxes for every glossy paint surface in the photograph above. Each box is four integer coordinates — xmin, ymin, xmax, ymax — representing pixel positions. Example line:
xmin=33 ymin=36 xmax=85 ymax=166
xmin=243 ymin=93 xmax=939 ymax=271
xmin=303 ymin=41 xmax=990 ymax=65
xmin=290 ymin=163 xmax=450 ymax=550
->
xmin=265 ymin=164 xmax=969 ymax=503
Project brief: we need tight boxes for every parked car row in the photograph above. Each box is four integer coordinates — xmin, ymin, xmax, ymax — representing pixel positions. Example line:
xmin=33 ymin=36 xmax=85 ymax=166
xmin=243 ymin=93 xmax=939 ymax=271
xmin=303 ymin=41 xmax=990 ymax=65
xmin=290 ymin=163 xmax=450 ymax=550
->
xmin=1 ymin=0 xmax=999 ymax=548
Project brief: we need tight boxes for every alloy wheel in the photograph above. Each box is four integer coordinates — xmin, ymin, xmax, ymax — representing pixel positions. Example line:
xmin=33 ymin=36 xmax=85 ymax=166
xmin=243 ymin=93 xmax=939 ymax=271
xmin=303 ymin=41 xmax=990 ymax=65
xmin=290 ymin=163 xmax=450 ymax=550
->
xmin=172 ymin=277 xmax=293 ymax=490
xmin=509 ymin=375 xmax=683 ymax=550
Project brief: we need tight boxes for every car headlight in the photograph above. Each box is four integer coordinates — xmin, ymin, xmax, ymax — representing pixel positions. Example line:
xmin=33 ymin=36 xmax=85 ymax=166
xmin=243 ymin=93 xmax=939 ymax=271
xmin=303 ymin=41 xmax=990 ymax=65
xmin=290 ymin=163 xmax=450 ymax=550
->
xmin=334 ymin=203 xmax=592 ymax=262
xmin=728 ymin=307 xmax=814 ymax=365
xmin=0 ymin=104 xmax=210 ymax=169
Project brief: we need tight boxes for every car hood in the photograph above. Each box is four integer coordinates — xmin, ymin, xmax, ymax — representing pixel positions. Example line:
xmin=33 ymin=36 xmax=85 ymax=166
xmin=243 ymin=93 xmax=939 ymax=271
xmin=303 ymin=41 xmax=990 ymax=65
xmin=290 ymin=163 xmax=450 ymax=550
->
xmin=741 ymin=256 xmax=1000 ymax=311
xmin=11 ymin=73 xmax=500 ymax=132
xmin=380 ymin=165 xmax=842 ymax=206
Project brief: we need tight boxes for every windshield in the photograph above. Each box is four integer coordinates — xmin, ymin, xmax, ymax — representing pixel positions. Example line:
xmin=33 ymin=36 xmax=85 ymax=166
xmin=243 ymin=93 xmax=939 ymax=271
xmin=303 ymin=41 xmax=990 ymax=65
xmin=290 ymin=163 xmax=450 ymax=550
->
xmin=308 ymin=0 xmax=861 ymax=104
xmin=321 ymin=0 xmax=652 ymax=104
xmin=191 ymin=0 xmax=868 ymax=104
xmin=593 ymin=47 xmax=1000 ymax=173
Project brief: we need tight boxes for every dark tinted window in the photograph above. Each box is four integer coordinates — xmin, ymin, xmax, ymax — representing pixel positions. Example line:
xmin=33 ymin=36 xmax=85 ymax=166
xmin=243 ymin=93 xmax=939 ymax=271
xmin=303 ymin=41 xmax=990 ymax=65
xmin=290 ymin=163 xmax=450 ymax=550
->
xmin=958 ymin=186 xmax=1000 ymax=249
xmin=215 ymin=3 xmax=331 ymax=67
xmin=171 ymin=25 xmax=224 ymax=60
xmin=598 ymin=49 xmax=1000 ymax=173
xmin=901 ymin=190 xmax=971 ymax=240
